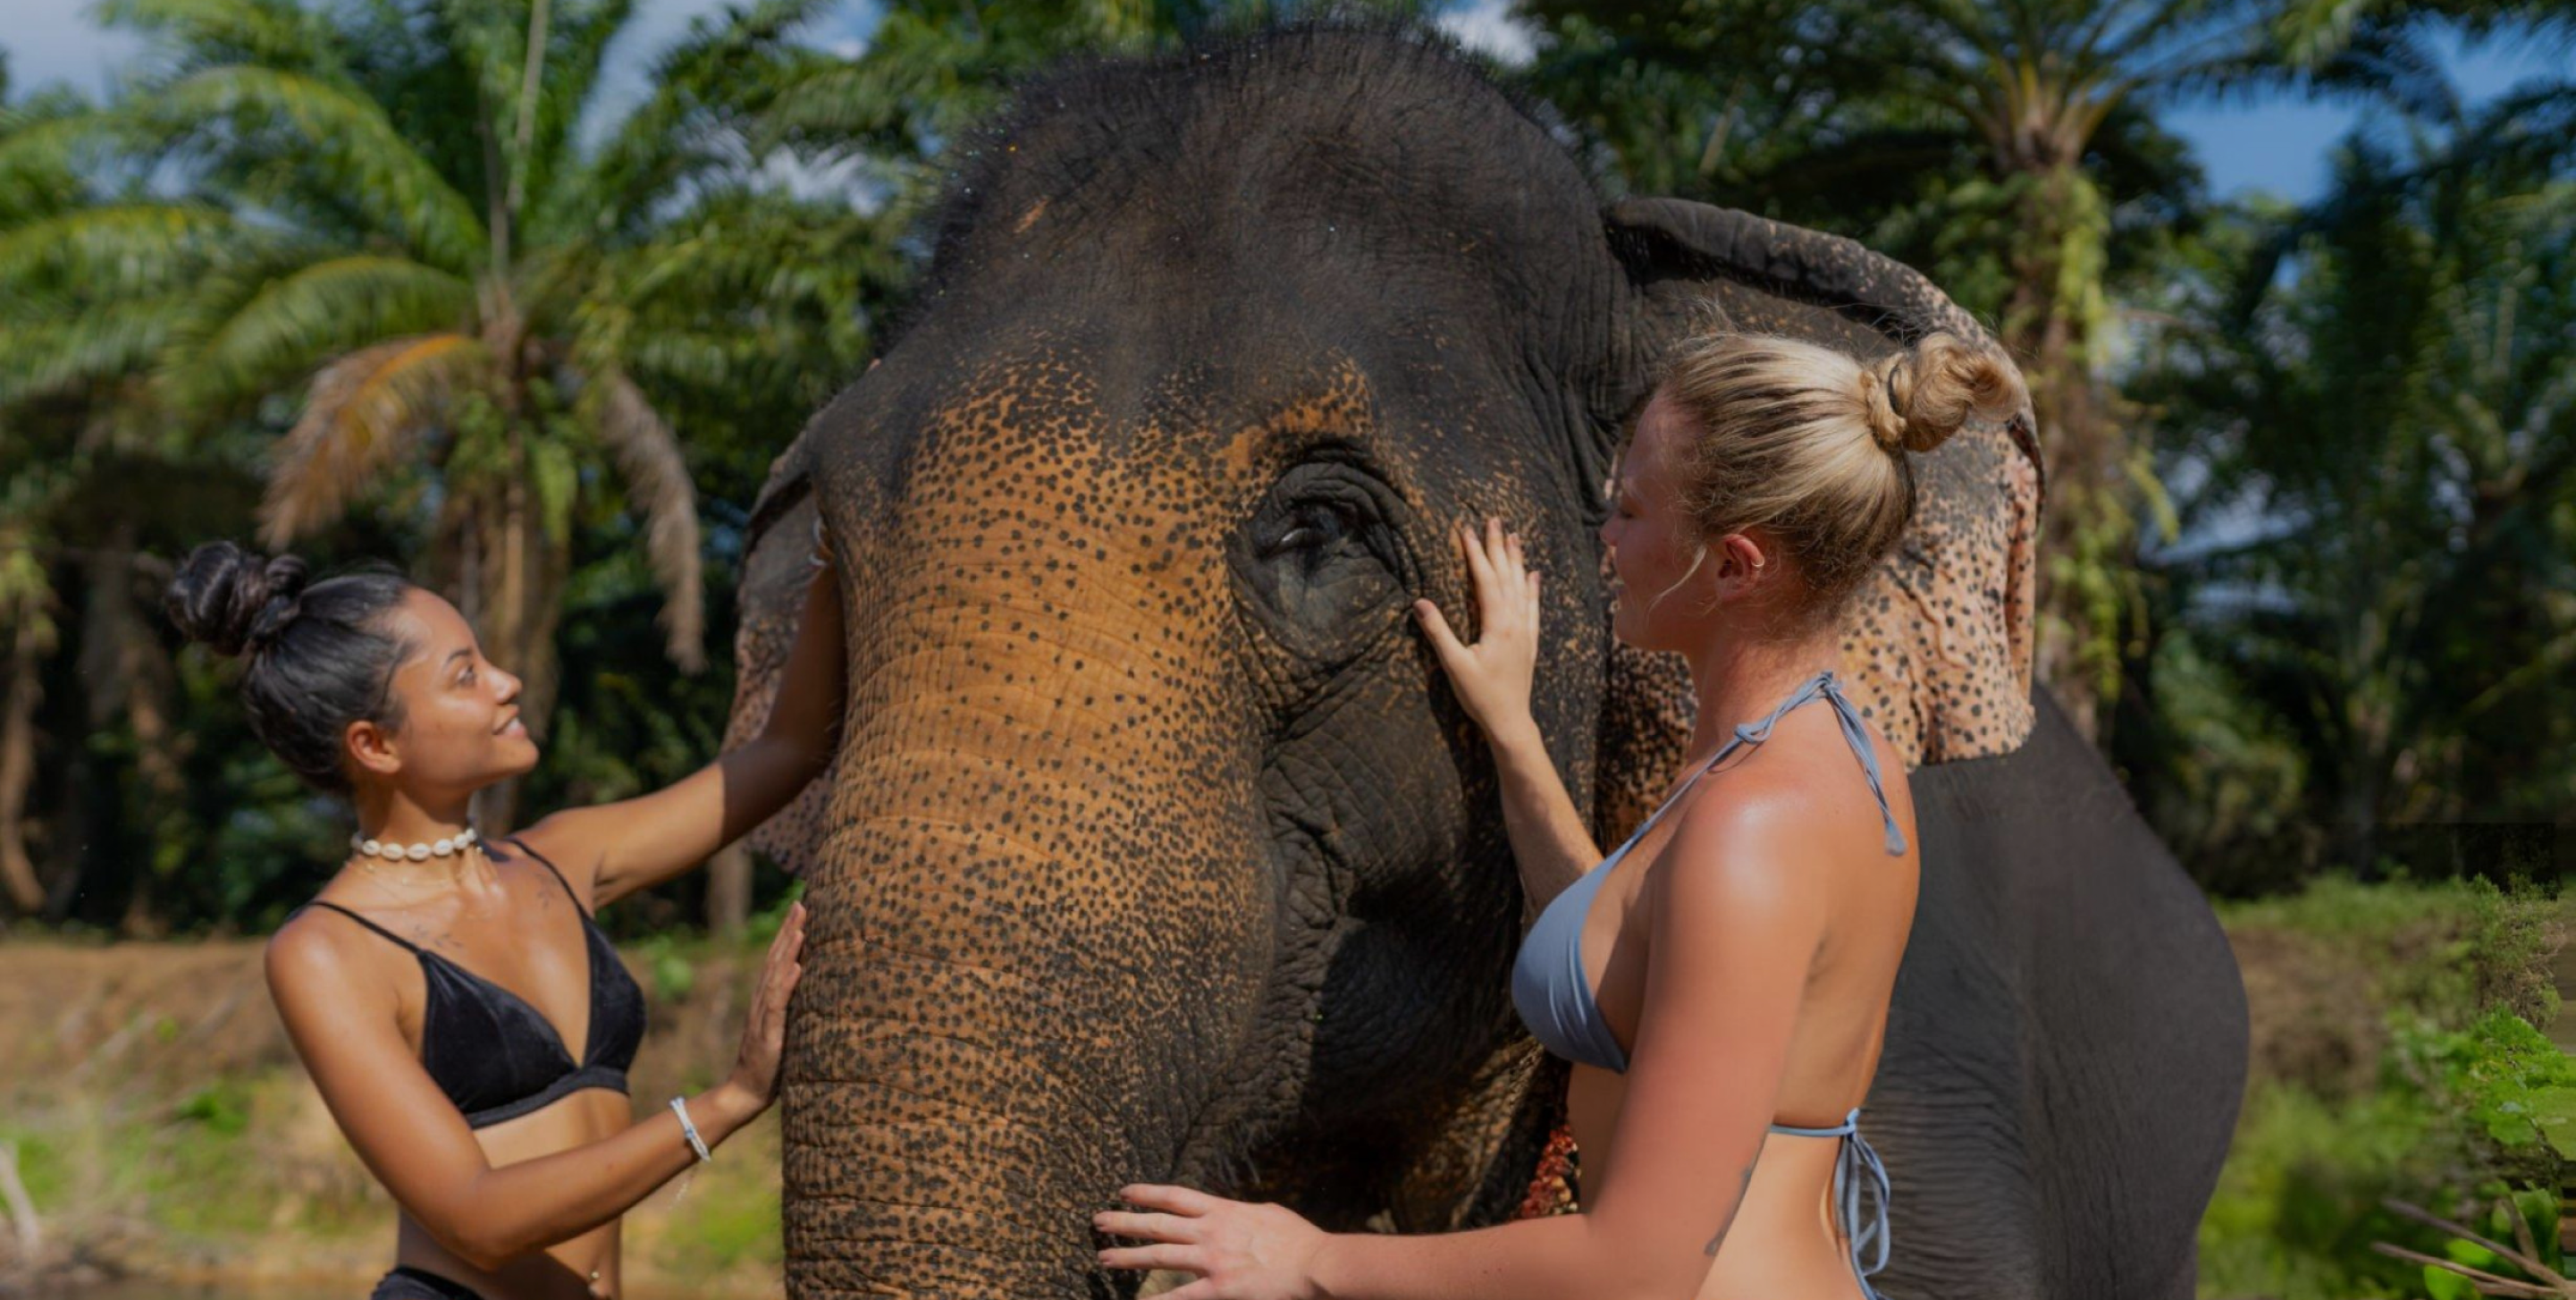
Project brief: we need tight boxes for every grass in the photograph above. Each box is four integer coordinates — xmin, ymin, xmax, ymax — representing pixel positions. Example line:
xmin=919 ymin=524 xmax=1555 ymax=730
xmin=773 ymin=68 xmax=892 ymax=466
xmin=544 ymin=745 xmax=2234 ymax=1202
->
xmin=2216 ymin=872 xmax=2563 ymax=1030
xmin=0 ymin=928 xmax=793 ymax=1295
xmin=4 ymin=874 xmax=2562 ymax=1298
xmin=2199 ymin=873 xmax=2570 ymax=1300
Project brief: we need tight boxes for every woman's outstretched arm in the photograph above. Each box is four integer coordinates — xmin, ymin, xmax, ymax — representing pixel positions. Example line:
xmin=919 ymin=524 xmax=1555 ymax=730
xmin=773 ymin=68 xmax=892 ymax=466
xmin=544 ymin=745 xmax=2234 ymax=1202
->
xmin=265 ymin=900 xmax=805 ymax=1270
xmin=1099 ymin=786 xmax=1828 ymax=1300
xmin=520 ymin=553 xmax=847 ymax=908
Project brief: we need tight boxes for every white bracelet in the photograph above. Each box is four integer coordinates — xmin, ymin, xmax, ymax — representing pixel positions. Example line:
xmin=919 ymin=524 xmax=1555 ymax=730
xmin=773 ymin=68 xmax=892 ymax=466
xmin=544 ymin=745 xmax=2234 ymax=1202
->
xmin=669 ymin=1095 xmax=712 ymax=1163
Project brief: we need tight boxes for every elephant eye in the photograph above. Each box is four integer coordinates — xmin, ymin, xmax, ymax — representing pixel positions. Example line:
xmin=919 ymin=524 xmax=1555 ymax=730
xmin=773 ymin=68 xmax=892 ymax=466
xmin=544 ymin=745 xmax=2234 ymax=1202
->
xmin=1233 ymin=460 xmax=1415 ymax=665
xmin=1262 ymin=502 xmax=1354 ymax=559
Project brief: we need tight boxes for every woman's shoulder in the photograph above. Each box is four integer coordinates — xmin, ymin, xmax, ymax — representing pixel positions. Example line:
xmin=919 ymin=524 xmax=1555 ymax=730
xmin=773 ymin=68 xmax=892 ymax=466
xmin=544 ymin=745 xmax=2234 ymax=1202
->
xmin=489 ymin=815 xmax=605 ymax=912
xmin=265 ymin=898 xmax=402 ymax=1014
xmin=1654 ymin=772 xmax=1834 ymax=916
xmin=1727 ymin=701 xmax=1910 ymax=836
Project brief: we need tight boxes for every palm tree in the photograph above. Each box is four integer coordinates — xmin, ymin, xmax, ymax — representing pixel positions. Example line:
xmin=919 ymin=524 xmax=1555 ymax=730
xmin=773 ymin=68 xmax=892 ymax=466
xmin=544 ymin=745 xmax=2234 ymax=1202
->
xmin=0 ymin=479 xmax=59 ymax=917
xmin=0 ymin=55 xmax=207 ymax=924
xmin=2128 ymin=97 xmax=2576 ymax=881
xmin=755 ymin=0 xmax=1442 ymax=213
xmin=1520 ymin=0 xmax=2344 ymax=742
xmin=0 ymin=56 xmax=65 ymax=916
xmin=21 ymin=0 xmax=888 ymax=830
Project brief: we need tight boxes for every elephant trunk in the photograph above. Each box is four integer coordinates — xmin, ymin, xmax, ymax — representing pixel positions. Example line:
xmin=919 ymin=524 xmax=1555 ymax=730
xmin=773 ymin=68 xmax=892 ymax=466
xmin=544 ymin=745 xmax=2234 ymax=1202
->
xmin=782 ymin=567 xmax=1269 ymax=1297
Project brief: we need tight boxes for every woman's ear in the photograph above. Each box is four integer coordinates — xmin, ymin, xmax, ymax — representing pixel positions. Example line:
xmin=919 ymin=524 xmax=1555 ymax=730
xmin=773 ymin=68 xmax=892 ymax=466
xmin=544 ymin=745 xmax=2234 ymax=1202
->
xmin=346 ymin=717 xmax=401 ymax=779
xmin=1710 ymin=532 xmax=1771 ymax=595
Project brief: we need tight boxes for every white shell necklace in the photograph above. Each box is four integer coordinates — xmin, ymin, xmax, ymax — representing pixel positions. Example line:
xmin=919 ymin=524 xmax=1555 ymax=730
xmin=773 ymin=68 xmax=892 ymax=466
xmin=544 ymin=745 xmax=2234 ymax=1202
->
xmin=349 ymin=824 xmax=479 ymax=862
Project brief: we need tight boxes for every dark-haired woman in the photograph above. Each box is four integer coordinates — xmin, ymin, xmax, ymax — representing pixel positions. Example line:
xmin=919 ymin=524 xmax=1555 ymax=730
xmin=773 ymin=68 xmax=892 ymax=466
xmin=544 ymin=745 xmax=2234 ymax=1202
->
xmin=1099 ymin=332 xmax=2026 ymax=1300
xmin=164 ymin=535 xmax=845 ymax=1300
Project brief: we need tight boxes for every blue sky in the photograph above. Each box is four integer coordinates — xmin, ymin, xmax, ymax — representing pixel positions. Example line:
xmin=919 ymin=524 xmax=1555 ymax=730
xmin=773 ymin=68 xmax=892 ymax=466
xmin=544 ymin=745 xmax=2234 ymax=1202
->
xmin=2159 ymin=25 xmax=2570 ymax=198
xmin=4 ymin=0 xmax=2564 ymax=204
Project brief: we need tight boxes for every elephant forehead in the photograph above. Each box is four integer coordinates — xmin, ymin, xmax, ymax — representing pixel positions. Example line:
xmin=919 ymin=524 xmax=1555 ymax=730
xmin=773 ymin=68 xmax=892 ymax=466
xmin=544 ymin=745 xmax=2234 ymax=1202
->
xmin=865 ymin=335 xmax=1433 ymax=506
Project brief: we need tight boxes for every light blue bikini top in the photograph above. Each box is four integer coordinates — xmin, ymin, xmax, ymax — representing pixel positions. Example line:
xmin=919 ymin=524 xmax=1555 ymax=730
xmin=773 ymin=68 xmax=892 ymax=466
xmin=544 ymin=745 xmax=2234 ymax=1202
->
xmin=1508 ymin=668 xmax=1903 ymax=1293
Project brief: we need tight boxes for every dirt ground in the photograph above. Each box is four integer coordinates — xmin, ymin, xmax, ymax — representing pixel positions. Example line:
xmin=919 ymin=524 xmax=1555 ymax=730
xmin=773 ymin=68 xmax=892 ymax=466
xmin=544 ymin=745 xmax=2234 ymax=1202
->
xmin=0 ymin=936 xmax=782 ymax=1299
xmin=6 ymin=893 xmax=2569 ymax=1297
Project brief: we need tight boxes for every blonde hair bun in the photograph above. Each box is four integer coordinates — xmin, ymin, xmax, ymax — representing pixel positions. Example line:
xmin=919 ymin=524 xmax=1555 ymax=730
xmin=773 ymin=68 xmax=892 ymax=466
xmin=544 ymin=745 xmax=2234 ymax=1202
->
xmin=1646 ymin=322 xmax=2028 ymax=636
xmin=1863 ymin=332 xmax=2023 ymax=456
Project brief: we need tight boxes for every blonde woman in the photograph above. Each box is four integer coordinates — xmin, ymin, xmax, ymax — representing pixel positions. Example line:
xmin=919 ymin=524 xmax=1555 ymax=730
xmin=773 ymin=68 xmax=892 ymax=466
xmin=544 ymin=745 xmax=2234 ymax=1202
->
xmin=1096 ymin=330 xmax=2025 ymax=1300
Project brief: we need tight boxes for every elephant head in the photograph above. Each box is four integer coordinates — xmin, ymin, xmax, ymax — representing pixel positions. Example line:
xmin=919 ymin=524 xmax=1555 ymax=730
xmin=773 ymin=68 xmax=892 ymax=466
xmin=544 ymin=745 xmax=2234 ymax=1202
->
xmin=722 ymin=24 xmax=2041 ymax=1297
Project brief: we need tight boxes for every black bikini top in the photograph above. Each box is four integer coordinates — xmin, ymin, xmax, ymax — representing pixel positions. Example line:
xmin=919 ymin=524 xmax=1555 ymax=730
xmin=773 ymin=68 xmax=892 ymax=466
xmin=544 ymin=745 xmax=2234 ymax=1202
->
xmin=295 ymin=838 xmax=647 ymax=1128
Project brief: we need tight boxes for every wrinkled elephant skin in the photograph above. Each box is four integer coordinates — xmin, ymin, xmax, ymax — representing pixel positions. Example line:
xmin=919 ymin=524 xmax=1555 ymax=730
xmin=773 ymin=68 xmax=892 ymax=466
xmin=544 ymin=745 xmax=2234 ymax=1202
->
xmin=723 ymin=26 xmax=2247 ymax=1300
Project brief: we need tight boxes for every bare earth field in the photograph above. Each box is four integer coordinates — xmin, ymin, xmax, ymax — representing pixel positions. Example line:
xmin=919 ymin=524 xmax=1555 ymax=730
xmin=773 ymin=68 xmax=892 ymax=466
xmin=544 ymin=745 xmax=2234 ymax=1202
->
xmin=0 ymin=935 xmax=786 ymax=1299
xmin=3 ymin=883 xmax=2566 ymax=1299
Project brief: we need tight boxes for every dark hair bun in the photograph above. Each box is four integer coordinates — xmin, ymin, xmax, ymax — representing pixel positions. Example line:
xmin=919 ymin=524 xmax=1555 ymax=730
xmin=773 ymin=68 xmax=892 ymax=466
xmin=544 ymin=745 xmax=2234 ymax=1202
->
xmin=165 ymin=541 xmax=313 ymax=658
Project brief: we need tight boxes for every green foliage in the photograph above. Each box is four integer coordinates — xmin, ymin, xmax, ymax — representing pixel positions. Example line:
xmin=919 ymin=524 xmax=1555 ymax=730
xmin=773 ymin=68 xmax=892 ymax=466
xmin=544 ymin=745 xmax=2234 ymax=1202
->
xmin=2410 ymin=1193 xmax=2564 ymax=1300
xmin=2203 ymin=874 xmax=2572 ymax=1298
xmin=2201 ymin=1083 xmax=2442 ymax=1298
xmin=633 ymin=931 xmax=701 ymax=1002
xmin=2217 ymin=873 xmax=2564 ymax=1029
xmin=173 ymin=1080 xmax=253 ymax=1135
xmin=0 ymin=0 xmax=903 ymax=930
xmin=2394 ymin=1009 xmax=2576 ymax=1165
xmin=651 ymin=1170 xmax=783 ymax=1274
xmin=2127 ymin=88 xmax=2576 ymax=891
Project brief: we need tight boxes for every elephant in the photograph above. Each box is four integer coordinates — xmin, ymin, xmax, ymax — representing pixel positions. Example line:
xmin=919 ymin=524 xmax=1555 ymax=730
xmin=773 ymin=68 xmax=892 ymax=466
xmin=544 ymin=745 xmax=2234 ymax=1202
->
xmin=721 ymin=22 xmax=2249 ymax=1300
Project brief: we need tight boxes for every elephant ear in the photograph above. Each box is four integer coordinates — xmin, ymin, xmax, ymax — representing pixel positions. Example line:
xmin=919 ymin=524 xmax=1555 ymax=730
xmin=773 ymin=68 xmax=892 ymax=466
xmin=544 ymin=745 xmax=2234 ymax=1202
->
xmin=723 ymin=415 xmax=835 ymax=877
xmin=1599 ymin=197 xmax=2045 ymax=766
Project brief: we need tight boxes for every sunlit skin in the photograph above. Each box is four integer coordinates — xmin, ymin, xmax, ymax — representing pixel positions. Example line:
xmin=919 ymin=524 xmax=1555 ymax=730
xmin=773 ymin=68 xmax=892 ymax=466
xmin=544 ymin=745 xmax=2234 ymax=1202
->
xmin=1099 ymin=387 xmax=1923 ymax=1300
xmin=261 ymin=559 xmax=846 ymax=1300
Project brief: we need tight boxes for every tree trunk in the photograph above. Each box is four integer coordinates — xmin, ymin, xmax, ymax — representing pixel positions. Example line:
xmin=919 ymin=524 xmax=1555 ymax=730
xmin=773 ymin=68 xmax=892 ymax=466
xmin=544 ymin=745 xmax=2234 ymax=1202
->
xmin=97 ymin=538 xmax=185 ymax=806
xmin=0 ymin=615 xmax=46 ymax=916
xmin=72 ymin=534 xmax=177 ymax=937
xmin=707 ymin=840 xmax=752 ymax=936
xmin=2003 ymin=162 xmax=2117 ymax=746
xmin=470 ymin=435 xmax=569 ymax=834
xmin=0 ymin=527 xmax=58 ymax=918
xmin=472 ymin=471 xmax=528 ymax=834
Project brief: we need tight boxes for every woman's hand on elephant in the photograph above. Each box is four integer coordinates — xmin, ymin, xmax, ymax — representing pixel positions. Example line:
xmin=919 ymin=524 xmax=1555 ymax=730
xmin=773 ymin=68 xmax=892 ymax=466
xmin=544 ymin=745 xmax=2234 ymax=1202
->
xmin=1412 ymin=516 xmax=1543 ymax=746
xmin=1096 ymin=1184 xmax=1326 ymax=1300
xmin=726 ymin=900 xmax=806 ymax=1111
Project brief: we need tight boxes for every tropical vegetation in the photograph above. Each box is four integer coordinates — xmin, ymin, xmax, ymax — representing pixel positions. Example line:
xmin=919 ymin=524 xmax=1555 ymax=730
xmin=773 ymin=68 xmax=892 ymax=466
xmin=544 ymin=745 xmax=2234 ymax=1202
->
xmin=1 ymin=0 xmax=2571 ymax=1293
xmin=0 ymin=0 xmax=2562 ymax=919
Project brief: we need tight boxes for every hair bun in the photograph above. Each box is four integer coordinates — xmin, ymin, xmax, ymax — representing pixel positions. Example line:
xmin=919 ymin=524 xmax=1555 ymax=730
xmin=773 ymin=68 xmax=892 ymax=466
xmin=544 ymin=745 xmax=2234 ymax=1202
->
xmin=1865 ymin=333 xmax=2025 ymax=457
xmin=165 ymin=541 xmax=312 ymax=658
xmin=1858 ymin=363 xmax=1911 ymax=453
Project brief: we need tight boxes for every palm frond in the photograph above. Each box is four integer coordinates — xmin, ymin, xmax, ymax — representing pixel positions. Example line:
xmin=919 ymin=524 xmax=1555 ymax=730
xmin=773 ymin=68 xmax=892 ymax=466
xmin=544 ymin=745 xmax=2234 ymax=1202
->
xmin=259 ymin=332 xmax=491 ymax=546
xmin=534 ymin=0 xmax=637 ymax=202
xmin=585 ymin=367 xmax=704 ymax=672
xmin=571 ymin=0 xmax=829 ymax=230
xmin=153 ymin=63 xmax=484 ymax=274
xmin=0 ymin=298 xmax=180 ymax=408
xmin=0 ymin=111 xmax=126 ymax=224
xmin=175 ymin=253 xmax=476 ymax=409
xmin=429 ymin=0 xmax=531 ymax=215
xmin=96 ymin=0 xmax=344 ymax=78
xmin=0 ymin=203 xmax=242 ymax=301
xmin=2268 ymin=0 xmax=2382 ymax=65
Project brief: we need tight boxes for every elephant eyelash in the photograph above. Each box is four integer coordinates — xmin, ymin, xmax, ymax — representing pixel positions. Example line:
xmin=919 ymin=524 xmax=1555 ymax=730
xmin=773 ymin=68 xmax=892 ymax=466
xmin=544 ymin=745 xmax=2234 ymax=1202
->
xmin=1259 ymin=502 xmax=1358 ymax=559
